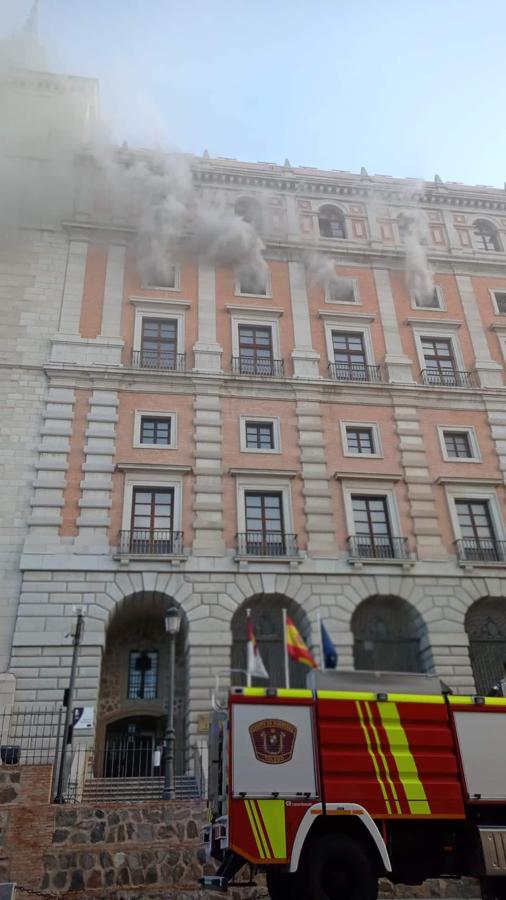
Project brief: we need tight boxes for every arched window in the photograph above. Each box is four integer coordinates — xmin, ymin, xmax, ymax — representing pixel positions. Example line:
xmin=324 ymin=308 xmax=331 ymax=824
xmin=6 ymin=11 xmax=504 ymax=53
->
xmin=396 ymin=212 xmax=415 ymax=243
xmin=465 ymin=598 xmax=506 ymax=693
xmin=473 ymin=219 xmax=502 ymax=252
xmin=318 ymin=205 xmax=346 ymax=239
xmin=234 ymin=195 xmax=263 ymax=231
xmin=231 ymin=595 xmax=310 ymax=689
xmin=352 ymin=595 xmax=428 ymax=673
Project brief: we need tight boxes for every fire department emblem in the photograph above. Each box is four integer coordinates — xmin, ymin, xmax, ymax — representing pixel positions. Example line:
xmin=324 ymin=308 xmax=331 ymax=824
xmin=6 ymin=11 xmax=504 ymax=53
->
xmin=249 ymin=719 xmax=297 ymax=765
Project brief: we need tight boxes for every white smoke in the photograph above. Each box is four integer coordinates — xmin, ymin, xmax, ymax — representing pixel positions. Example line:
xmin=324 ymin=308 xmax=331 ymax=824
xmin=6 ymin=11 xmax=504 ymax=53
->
xmin=397 ymin=190 xmax=435 ymax=307
xmin=305 ymin=252 xmax=355 ymax=301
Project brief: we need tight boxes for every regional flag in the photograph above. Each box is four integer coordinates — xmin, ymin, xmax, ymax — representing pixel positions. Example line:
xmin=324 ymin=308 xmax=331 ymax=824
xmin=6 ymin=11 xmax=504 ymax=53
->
xmin=286 ymin=616 xmax=317 ymax=668
xmin=246 ymin=613 xmax=269 ymax=680
xmin=320 ymin=619 xmax=338 ymax=669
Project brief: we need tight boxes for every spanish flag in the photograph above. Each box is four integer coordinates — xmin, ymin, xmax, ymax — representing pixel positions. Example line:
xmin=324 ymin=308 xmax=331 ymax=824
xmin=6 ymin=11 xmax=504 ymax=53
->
xmin=286 ymin=616 xmax=317 ymax=668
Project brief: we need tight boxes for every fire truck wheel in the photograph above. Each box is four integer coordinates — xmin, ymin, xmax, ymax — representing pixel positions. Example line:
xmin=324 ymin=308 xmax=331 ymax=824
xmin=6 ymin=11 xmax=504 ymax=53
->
xmin=480 ymin=877 xmax=506 ymax=900
xmin=301 ymin=833 xmax=378 ymax=900
xmin=266 ymin=869 xmax=301 ymax=900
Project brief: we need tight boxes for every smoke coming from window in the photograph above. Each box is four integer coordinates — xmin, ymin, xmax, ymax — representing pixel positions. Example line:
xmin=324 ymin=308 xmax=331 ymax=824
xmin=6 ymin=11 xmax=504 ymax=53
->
xmin=304 ymin=252 xmax=355 ymax=301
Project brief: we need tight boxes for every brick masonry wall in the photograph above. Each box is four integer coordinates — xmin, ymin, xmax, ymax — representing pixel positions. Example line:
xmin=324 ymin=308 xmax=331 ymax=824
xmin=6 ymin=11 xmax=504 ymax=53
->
xmin=0 ymin=767 xmax=481 ymax=900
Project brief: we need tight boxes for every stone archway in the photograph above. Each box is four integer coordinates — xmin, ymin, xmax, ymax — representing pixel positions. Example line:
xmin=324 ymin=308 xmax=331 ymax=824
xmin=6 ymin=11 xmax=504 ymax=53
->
xmin=351 ymin=595 xmax=429 ymax=673
xmin=465 ymin=598 xmax=506 ymax=694
xmin=231 ymin=594 xmax=312 ymax=689
xmin=96 ymin=592 xmax=188 ymax=776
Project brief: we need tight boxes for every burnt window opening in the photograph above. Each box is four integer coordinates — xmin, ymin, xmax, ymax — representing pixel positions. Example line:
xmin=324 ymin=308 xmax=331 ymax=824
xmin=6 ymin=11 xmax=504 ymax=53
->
xmin=493 ymin=291 xmax=506 ymax=313
xmin=235 ymin=196 xmax=263 ymax=231
xmin=318 ymin=205 xmax=346 ymax=239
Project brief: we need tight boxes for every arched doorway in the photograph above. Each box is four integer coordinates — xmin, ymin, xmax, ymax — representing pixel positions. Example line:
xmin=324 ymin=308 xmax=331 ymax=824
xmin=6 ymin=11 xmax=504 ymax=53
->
xmin=352 ymin=595 xmax=428 ymax=673
xmin=466 ymin=598 xmax=506 ymax=694
xmin=231 ymin=594 xmax=312 ymax=689
xmin=96 ymin=592 xmax=187 ymax=777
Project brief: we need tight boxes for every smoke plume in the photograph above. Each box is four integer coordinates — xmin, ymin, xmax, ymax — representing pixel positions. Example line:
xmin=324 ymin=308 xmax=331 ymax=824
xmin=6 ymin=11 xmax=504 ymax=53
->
xmin=305 ymin=252 xmax=355 ymax=302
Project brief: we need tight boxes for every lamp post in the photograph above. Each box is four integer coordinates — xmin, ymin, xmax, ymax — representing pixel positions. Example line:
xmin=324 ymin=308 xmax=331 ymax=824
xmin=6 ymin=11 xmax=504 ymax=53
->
xmin=54 ymin=608 xmax=85 ymax=804
xmin=163 ymin=606 xmax=181 ymax=800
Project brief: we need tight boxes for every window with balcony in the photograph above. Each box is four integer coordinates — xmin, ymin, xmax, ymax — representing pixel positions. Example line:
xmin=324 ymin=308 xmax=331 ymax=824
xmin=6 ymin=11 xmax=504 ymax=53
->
xmin=234 ymin=324 xmax=283 ymax=376
xmin=455 ymin=499 xmax=504 ymax=562
xmin=318 ymin=205 xmax=346 ymax=239
xmin=127 ymin=650 xmax=158 ymax=700
xmin=473 ymin=219 xmax=502 ymax=252
xmin=238 ymin=490 xmax=296 ymax=556
xmin=133 ymin=318 xmax=184 ymax=371
xmin=349 ymin=494 xmax=407 ymax=560
xmin=330 ymin=330 xmax=379 ymax=382
xmin=121 ymin=487 xmax=182 ymax=555
xmin=420 ymin=336 xmax=471 ymax=387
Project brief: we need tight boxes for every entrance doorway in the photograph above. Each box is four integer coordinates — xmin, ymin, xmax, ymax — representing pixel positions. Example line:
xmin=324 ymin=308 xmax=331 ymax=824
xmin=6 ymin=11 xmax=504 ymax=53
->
xmin=104 ymin=716 xmax=163 ymax=778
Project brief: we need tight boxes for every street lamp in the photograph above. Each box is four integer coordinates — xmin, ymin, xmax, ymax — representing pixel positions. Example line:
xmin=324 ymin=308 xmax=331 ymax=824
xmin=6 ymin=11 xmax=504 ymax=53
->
xmin=163 ymin=607 xmax=181 ymax=800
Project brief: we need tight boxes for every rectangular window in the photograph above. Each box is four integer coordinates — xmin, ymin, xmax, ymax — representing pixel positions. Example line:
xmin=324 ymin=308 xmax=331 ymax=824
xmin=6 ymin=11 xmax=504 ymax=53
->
xmin=346 ymin=426 xmax=375 ymax=455
xmin=327 ymin=279 xmax=356 ymax=303
xmin=492 ymin=291 xmax=506 ymax=314
xmin=144 ymin=265 xmax=177 ymax=289
xmin=352 ymin=495 xmax=393 ymax=558
xmin=443 ymin=431 xmax=473 ymax=459
xmin=245 ymin=421 xmax=275 ymax=450
xmin=421 ymin=336 xmax=457 ymax=383
xmin=128 ymin=650 xmax=158 ymax=700
xmin=414 ymin=287 xmax=441 ymax=309
xmin=455 ymin=499 xmax=498 ymax=561
xmin=244 ymin=491 xmax=285 ymax=554
xmin=238 ymin=325 xmax=274 ymax=375
xmin=238 ymin=269 xmax=268 ymax=296
xmin=332 ymin=331 xmax=367 ymax=378
xmin=130 ymin=487 xmax=174 ymax=552
xmin=140 ymin=417 xmax=172 ymax=446
xmin=140 ymin=318 xmax=178 ymax=369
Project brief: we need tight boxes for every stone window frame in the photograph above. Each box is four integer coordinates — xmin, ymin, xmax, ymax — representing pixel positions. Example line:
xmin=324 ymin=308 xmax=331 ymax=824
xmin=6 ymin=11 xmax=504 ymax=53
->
xmin=437 ymin=425 xmax=480 ymax=463
xmin=445 ymin=486 xmax=506 ymax=547
xmin=120 ymin=470 xmax=184 ymax=534
xmin=489 ymin=289 xmax=506 ymax=315
xmin=235 ymin=268 xmax=272 ymax=299
xmin=410 ymin=323 xmax=465 ymax=375
xmin=228 ymin=307 xmax=283 ymax=361
xmin=239 ymin=415 xmax=281 ymax=454
xmin=324 ymin=276 xmax=361 ymax=306
xmin=140 ymin=264 xmax=181 ymax=292
xmin=410 ymin=284 xmax=445 ymax=311
xmin=340 ymin=421 xmax=383 ymax=459
xmin=234 ymin=476 xmax=295 ymax=537
xmin=341 ymin=480 xmax=403 ymax=541
xmin=133 ymin=410 xmax=178 ymax=450
xmin=320 ymin=314 xmax=376 ymax=370
xmin=131 ymin=298 xmax=190 ymax=357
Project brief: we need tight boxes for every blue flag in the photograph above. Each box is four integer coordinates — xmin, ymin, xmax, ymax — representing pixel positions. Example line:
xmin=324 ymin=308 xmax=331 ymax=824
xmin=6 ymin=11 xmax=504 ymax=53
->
xmin=320 ymin=620 xmax=338 ymax=669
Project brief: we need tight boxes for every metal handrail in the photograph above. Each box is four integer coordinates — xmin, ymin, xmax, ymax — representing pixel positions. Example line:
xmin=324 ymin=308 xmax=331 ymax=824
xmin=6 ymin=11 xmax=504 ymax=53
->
xmin=328 ymin=362 xmax=383 ymax=383
xmin=236 ymin=532 xmax=298 ymax=557
xmin=420 ymin=368 xmax=477 ymax=388
xmin=231 ymin=357 xmax=285 ymax=377
xmin=131 ymin=351 xmax=186 ymax=372
xmin=118 ymin=530 xmax=184 ymax=556
xmin=455 ymin=539 xmax=506 ymax=563
xmin=347 ymin=535 xmax=409 ymax=560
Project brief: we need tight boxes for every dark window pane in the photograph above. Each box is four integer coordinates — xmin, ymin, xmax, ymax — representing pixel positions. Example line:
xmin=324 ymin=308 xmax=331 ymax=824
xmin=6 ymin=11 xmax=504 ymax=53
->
xmin=140 ymin=417 xmax=172 ymax=445
xmin=444 ymin=431 xmax=472 ymax=459
xmin=128 ymin=650 xmax=158 ymax=699
xmin=245 ymin=422 xmax=275 ymax=449
xmin=494 ymin=292 xmax=506 ymax=313
xmin=346 ymin=427 xmax=374 ymax=454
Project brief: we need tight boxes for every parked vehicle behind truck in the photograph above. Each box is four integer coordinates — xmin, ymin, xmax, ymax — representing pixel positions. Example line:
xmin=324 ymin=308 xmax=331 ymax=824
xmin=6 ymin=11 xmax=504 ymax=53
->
xmin=200 ymin=670 xmax=506 ymax=900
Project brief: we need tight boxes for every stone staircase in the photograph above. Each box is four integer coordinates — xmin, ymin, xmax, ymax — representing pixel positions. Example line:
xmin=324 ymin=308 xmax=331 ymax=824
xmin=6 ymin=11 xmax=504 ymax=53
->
xmin=81 ymin=774 xmax=202 ymax=803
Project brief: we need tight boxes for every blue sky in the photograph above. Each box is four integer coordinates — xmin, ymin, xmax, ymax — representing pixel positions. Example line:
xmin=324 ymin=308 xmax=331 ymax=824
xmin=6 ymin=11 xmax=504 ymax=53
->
xmin=2 ymin=0 xmax=506 ymax=186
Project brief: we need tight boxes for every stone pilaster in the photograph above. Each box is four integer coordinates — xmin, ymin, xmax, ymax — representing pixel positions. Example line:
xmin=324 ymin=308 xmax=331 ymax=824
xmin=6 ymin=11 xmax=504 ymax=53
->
xmin=484 ymin=397 xmax=506 ymax=484
xmin=193 ymin=261 xmax=223 ymax=372
xmin=58 ymin=240 xmax=88 ymax=334
xmin=296 ymin=397 xmax=338 ymax=556
xmin=28 ymin=387 xmax=75 ymax=535
xmin=191 ymin=390 xmax=225 ymax=555
xmin=456 ymin=275 xmax=503 ymax=387
xmin=373 ymin=268 xmax=414 ymax=382
xmin=76 ymin=390 xmax=118 ymax=551
xmin=393 ymin=404 xmax=447 ymax=560
xmin=99 ymin=245 xmax=126 ymax=340
xmin=288 ymin=260 xmax=320 ymax=377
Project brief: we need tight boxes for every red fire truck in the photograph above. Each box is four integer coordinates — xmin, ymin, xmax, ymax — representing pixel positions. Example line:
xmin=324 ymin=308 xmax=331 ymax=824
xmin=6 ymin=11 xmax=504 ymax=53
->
xmin=201 ymin=670 xmax=506 ymax=900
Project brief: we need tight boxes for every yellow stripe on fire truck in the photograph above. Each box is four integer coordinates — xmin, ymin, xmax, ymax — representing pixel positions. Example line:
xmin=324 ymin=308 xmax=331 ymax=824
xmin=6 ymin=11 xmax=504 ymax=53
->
xmin=244 ymin=799 xmax=287 ymax=861
xmin=356 ymin=700 xmax=392 ymax=814
xmin=378 ymin=701 xmax=431 ymax=816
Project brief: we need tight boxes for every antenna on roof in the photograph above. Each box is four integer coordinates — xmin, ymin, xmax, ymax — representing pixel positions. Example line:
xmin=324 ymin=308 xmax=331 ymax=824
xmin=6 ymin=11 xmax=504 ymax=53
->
xmin=284 ymin=158 xmax=291 ymax=168
xmin=360 ymin=166 xmax=369 ymax=177
xmin=434 ymin=173 xmax=443 ymax=185
xmin=202 ymin=149 xmax=210 ymax=159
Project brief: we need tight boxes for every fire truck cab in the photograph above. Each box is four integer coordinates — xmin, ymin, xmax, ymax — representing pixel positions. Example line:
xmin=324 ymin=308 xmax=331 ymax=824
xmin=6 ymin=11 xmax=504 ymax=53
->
xmin=201 ymin=670 xmax=506 ymax=900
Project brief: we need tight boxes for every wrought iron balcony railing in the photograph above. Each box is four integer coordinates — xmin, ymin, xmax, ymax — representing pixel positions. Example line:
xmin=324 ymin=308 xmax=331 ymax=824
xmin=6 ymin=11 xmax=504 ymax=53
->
xmin=118 ymin=530 xmax=184 ymax=556
xmin=347 ymin=535 xmax=409 ymax=560
xmin=456 ymin=539 xmax=506 ymax=563
xmin=328 ymin=362 xmax=383 ymax=383
xmin=131 ymin=351 xmax=186 ymax=372
xmin=420 ymin=368 xmax=477 ymax=388
xmin=231 ymin=357 xmax=285 ymax=377
xmin=236 ymin=532 xmax=298 ymax=557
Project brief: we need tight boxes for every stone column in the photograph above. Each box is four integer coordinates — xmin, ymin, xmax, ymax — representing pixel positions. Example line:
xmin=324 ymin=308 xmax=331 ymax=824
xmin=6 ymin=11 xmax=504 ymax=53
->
xmin=28 ymin=387 xmax=75 ymax=536
xmin=373 ymin=268 xmax=414 ymax=382
xmin=193 ymin=261 xmax=223 ymax=372
xmin=100 ymin=245 xmax=126 ymax=338
xmin=58 ymin=241 xmax=88 ymax=334
xmin=191 ymin=388 xmax=225 ymax=555
xmin=288 ymin=260 xmax=320 ymax=378
xmin=76 ymin=390 xmax=118 ymax=552
xmin=393 ymin=404 xmax=447 ymax=560
xmin=456 ymin=275 xmax=503 ymax=387
xmin=296 ymin=396 xmax=338 ymax=556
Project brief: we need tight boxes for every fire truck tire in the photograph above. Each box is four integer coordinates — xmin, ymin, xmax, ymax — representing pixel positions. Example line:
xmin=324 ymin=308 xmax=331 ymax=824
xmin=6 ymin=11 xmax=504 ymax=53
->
xmin=266 ymin=869 xmax=301 ymax=900
xmin=480 ymin=877 xmax=506 ymax=900
xmin=301 ymin=833 xmax=378 ymax=900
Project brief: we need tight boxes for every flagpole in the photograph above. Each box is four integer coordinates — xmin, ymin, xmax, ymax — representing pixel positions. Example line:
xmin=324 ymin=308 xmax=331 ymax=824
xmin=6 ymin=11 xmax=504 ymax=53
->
xmin=282 ymin=609 xmax=290 ymax=689
xmin=317 ymin=611 xmax=325 ymax=670
xmin=246 ymin=608 xmax=252 ymax=687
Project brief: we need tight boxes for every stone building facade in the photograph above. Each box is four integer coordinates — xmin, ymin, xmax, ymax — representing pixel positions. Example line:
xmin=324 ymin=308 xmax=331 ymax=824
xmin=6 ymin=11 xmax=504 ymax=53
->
xmin=2 ymin=21 xmax=506 ymax=776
